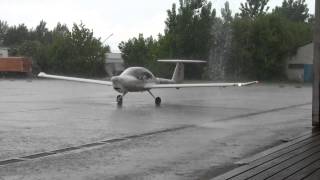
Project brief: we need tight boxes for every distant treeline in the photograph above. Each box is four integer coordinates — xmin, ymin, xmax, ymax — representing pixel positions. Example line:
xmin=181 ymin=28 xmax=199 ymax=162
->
xmin=0 ymin=21 xmax=109 ymax=77
xmin=0 ymin=0 xmax=313 ymax=79
xmin=119 ymin=0 xmax=313 ymax=80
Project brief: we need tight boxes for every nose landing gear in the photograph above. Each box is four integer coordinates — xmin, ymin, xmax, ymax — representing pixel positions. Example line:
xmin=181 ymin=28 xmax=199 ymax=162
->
xmin=155 ymin=97 xmax=161 ymax=106
xmin=116 ymin=92 xmax=127 ymax=106
xmin=148 ymin=90 xmax=161 ymax=106
xmin=116 ymin=95 xmax=123 ymax=106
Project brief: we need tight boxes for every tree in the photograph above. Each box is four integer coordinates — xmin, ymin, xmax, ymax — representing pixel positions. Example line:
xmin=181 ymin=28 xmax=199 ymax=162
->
xmin=52 ymin=23 xmax=70 ymax=38
xmin=239 ymin=0 xmax=270 ymax=18
xmin=274 ymin=0 xmax=309 ymax=22
xmin=3 ymin=24 xmax=30 ymax=55
xmin=228 ymin=13 xmax=312 ymax=80
xmin=227 ymin=16 xmax=253 ymax=79
xmin=221 ymin=1 xmax=233 ymax=24
xmin=163 ymin=0 xmax=215 ymax=79
xmin=164 ymin=3 xmax=178 ymax=58
xmin=3 ymin=24 xmax=29 ymax=47
xmin=0 ymin=20 xmax=8 ymax=46
xmin=17 ymin=40 xmax=47 ymax=74
xmin=208 ymin=1 xmax=233 ymax=80
xmin=119 ymin=0 xmax=216 ymax=79
xmin=62 ymin=23 xmax=108 ymax=76
xmin=119 ymin=34 xmax=158 ymax=70
xmin=31 ymin=20 xmax=52 ymax=44
xmin=11 ymin=22 xmax=108 ymax=77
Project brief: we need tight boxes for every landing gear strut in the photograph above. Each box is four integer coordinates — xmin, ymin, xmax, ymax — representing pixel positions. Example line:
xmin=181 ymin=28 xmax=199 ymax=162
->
xmin=116 ymin=92 xmax=127 ymax=106
xmin=148 ymin=90 xmax=161 ymax=106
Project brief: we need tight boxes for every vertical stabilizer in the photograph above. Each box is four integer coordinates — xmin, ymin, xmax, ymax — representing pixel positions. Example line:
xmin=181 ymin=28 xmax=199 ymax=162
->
xmin=157 ymin=59 xmax=206 ymax=83
xmin=172 ymin=62 xmax=184 ymax=83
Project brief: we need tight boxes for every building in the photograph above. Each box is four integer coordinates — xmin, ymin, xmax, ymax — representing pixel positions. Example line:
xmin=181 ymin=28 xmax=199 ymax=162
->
xmin=105 ymin=53 xmax=125 ymax=77
xmin=286 ymin=43 xmax=313 ymax=82
xmin=0 ymin=47 xmax=8 ymax=57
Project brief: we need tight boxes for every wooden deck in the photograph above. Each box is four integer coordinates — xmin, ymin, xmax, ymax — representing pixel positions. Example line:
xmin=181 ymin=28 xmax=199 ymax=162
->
xmin=213 ymin=128 xmax=320 ymax=180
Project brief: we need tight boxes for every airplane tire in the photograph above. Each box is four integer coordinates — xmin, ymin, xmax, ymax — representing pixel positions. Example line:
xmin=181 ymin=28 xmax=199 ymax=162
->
xmin=116 ymin=95 xmax=123 ymax=105
xmin=155 ymin=97 xmax=161 ymax=106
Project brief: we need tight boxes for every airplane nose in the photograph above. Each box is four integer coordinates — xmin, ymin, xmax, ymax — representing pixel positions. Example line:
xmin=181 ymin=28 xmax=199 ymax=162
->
xmin=111 ymin=76 xmax=117 ymax=83
xmin=111 ymin=76 xmax=123 ymax=93
xmin=111 ymin=76 xmax=121 ymax=84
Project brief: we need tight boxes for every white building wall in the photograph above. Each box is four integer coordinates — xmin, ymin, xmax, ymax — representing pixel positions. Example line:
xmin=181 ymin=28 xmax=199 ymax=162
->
xmin=288 ymin=43 xmax=313 ymax=64
xmin=0 ymin=48 xmax=8 ymax=57
xmin=286 ymin=43 xmax=313 ymax=82
xmin=105 ymin=53 xmax=124 ymax=76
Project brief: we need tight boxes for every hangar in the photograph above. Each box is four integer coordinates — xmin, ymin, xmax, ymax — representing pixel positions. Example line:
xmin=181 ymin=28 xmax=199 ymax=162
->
xmin=286 ymin=42 xmax=313 ymax=82
xmin=105 ymin=52 xmax=124 ymax=77
xmin=0 ymin=47 xmax=8 ymax=57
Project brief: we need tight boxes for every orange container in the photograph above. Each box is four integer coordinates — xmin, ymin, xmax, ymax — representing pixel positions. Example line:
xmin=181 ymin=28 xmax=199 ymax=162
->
xmin=0 ymin=57 xmax=32 ymax=73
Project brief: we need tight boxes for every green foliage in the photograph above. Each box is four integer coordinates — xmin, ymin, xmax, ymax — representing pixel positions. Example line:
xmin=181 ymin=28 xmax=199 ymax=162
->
xmin=221 ymin=1 xmax=233 ymax=23
xmin=119 ymin=34 xmax=155 ymax=67
xmin=44 ymin=23 xmax=108 ymax=77
xmin=208 ymin=1 xmax=233 ymax=80
xmin=3 ymin=24 xmax=29 ymax=49
xmin=274 ymin=0 xmax=309 ymax=22
xmin=239 ymin=0 xmax=270 ymax=18
xmin=0 ymin=20 xmax=108 ymax=77
xmin=31 ymin=20 xmax=53 ymax=44
xmin=118 ymin=34 xmax=172 ymax=78
xmin=120 ymin=0 xmax=215 ymax=79
xmin=228 ymin=13 xmax=312 ymax=80
xmin=0 ymin=20 xmax=8 ymax=46
xmin=168 ymin=0 xmax=215 ymax=60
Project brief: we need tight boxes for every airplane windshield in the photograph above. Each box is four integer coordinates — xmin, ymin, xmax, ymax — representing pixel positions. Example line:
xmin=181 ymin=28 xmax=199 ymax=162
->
xmin=121 ymin=67 xmax=154 ymax=80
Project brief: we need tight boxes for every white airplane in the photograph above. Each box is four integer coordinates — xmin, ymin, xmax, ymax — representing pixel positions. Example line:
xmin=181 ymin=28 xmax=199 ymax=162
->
xmin=38 ymin=60 xmax=258 ymax=106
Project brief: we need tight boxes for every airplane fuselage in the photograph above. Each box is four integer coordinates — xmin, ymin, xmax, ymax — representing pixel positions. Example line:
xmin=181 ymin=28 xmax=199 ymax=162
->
xmin=110 ymin=67 xmax=173 ymax=93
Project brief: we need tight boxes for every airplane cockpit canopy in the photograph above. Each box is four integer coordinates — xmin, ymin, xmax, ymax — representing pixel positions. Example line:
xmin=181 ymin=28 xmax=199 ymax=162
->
xmin=121 ymin=67 xmax=155 ymax=80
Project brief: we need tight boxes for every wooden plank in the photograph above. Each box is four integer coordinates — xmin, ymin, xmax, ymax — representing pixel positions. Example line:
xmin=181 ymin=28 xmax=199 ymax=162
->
xmin=253 ymin=147 xmax=320 ymax=179
xmin=236 ymin=131 xmax=320 ymax=165
xmin=304 ymin=168 xmax=320 ymax=180
xmin=267 ymin=155 xmax=320 ymax=179
xmin=246 ymin=134 xmax=320 ymax=167
xmin=284 ymin=159 xmax=320 ymax=180
xmin=212 ymin=133 xmax=320 ymax=180
xmin=229 ymin=141 xmax=320 ymax=180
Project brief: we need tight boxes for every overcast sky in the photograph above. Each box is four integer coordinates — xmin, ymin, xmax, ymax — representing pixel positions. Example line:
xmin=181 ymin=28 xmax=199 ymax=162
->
xmin=0 ymin=0 xmax=315 ymax=52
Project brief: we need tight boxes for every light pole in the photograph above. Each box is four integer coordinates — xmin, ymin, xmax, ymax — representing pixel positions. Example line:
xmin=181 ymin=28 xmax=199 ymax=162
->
xmin=102 ymin=33 xmax=114 ymax=45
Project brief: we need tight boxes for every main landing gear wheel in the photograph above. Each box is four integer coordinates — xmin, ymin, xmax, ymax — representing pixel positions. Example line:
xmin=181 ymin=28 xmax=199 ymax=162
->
xmin=116 ymin=95 xmax=123 ymax=105
xmin=155 ymin=97 xmax=161 ymax=106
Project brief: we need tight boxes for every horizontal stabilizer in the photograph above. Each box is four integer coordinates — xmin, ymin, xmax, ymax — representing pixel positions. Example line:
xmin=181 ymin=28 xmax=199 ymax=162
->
xmin=38 ymin=72 xmax=112 ymax=86
xmin=157 ymin=59 xmax=206 ymax=63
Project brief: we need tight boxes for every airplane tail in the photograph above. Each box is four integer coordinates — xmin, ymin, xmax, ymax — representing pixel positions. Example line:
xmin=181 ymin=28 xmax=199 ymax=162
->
xmin=157 ymin=60 xmax=206 ymax=83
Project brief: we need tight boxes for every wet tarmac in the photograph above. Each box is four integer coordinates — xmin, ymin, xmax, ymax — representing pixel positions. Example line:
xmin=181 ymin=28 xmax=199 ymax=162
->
xmin=0 ymin=79 xmax=312 ymax=179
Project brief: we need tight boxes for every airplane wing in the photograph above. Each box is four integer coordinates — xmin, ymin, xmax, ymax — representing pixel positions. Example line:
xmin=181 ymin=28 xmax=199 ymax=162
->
xmin=144 ymin=81 xmax=258 ymax=89
xmin=38 ymin=72 xmax=112 ymax=86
